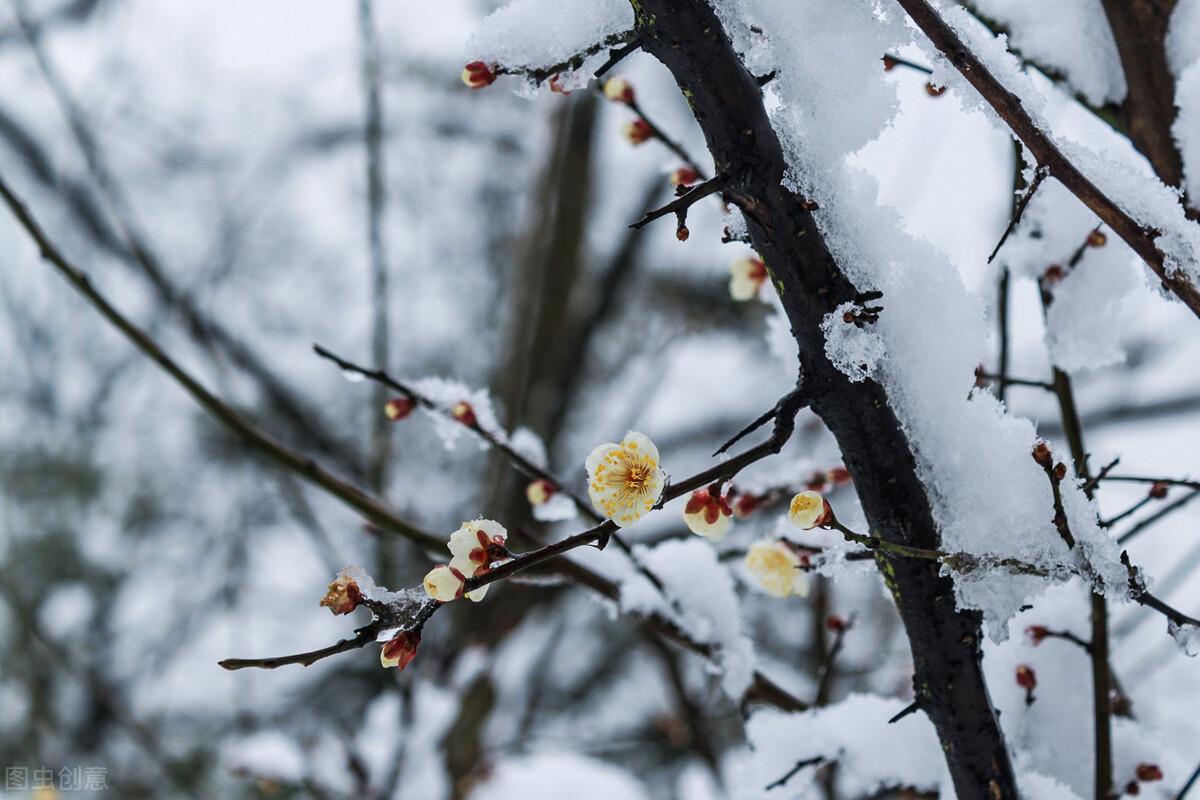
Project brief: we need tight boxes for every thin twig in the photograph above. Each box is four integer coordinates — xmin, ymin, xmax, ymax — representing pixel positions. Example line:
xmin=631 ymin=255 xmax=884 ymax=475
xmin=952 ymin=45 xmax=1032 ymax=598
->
xmin=0 ymin=174 xmax=443 ymax=550
xmin=988 ymin=165 xmax=1048 ymax=264
xmin=766 ymin=757 xmax=826 ymax=792
xmin=1117 ymin=489 xmax=1200 ymax=545
xmin=630 ymin=176 xmax=723 ymax=230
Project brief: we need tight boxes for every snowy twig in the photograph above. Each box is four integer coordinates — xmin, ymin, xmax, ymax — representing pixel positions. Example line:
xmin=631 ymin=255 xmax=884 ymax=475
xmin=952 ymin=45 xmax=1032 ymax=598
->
xmin=496 ymin=29 xmax=638 ymax=84
xmin=987 ymin=165 xmax=1048 ymax=264
xmin=218 ymin=624 xmax=383 ymax=671
xmin=1121 ymin=552 xmax=1200 ymax=628
xmin=975 ymin=370 xmax=1053 ymax=392
xmin=895 ymin=0 xmax=1200 ymax=321
xmin=1033 ymin=445 xmax=1077 ymax=549
xmin=0 ymin=174 xmax=444 ymax=551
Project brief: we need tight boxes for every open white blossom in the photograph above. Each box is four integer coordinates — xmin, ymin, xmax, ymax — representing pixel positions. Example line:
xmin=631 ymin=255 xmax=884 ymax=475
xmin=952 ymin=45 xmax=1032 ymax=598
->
xmin=745 ymin=539 xmax=809 ymax=598
xmin=586 ymin=431 xmax=667 ymax=526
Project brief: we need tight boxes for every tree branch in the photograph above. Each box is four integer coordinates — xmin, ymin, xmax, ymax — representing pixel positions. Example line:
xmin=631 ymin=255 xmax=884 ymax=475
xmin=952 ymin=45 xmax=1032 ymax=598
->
xmin=895 ymin=0 xmax=1200 ymax=320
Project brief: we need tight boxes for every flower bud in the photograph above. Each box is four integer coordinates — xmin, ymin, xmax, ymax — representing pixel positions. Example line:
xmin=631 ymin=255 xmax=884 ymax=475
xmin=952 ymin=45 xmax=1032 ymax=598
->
xmin=733 ymin=492 xmax=763 ymax=519
xmin=1087 ymin=229 xmax=1107 ymax=248
xmin=319 ymin=574 xmax=363 ymax=616
xmin=882 ymin=55 xmax=898 ymax=71
xmin=525 ymin=479 xmax=557 ymax=506
xmin=1053 ymin=462 xmax=1067 ymax=481
xmin=1031 ymin=441 xmax=1053 ymax=468
xmin=670 ymin=167 xmax=700 ymax=187
xmin=788 ymin=490 xmax=833 ymax=530
xmin=825 ymin=614 xmax=847 ymax=633
xmin=1015 ymin=664 xmax=1037 ymax=690
xmin=603 ymin=77 xmax=635 ymax=104
xmin=1025 ymin=625 xmax=1049 ymax=645
xmin=423 ymin=564 xmax=465 ymax=602
xmin=683 ymin=488 xmax=733 ymax=542
xmin=924 ymin=82 xmax=946 ymax=97
xmin=1126 ymin=781 xmax=1140 ymax=796
xmin=451 ymin=401 xmax=477 ymax=427
xmin=1043 ymin=264 xmax=1066 ymax=285
xmin=384 ymin=396 xmax=416 ymax=421
xmin=1149 ymin=481 xmax=1168 ymax=499
xmin=623 ymin=119 xmax=653 ymax=145
xmin=805 ymin=471 xmax=828 ymax=492
xmin=729 ymin=255 xmax=768 ymax=301
xmin=380 ymin=630 xmax=421 ymax=670
xmin=828 ymin=465 xmax=852 ymax=486
xmin=549 ymin=74 xmax=571 ymax=95
xmin=1135 ymin=764 xmax=1162 ymax=782
xmin=676 ymin=224 xmax=689 ymax=241
xmin=461 ymin=61 xmax=497 ymax=90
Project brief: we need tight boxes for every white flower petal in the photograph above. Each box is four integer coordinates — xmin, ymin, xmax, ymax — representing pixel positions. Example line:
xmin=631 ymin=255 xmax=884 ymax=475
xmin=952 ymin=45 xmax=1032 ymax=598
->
xmin=620 ymin=431 xmax=660 ymax=466
xmin=745 ymin=540 xmax=802 ymax=598
xmin=423 ymin=565 xmax=463 ymax=602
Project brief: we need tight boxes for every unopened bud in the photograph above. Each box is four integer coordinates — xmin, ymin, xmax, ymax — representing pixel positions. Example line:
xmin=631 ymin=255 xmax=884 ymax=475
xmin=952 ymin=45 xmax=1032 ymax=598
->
xmin=461 ymin=61 xmax=497 ymax=90
xmin=380 ymin=629 xmax=421 ymax=670
xmin=1025 ymin=625 xmax=1049 ymax=645
xmin=1015 ymin=664 xmax=1037 ymax=691
xmin=676 ymin=224 xmax=690 ymax=241
xmin=806 ymin=472 xmax=828 ymax=492
xmin=549 ymin=74 xmax=571 ymax=95
xmin=1087 ymin=229 xmax=1107 ymax=248
xmin=1032 ymin=441 xmax=1053 ymax=468
xmin=1043 ymin=264 xmax=1066 ymax=285
xmin=451 ymin=401 xmax=477 ymax=427
xmin=788 ymin=490 xmax=833 ymax=530
xmin=623 ymin=118 xmax=653 ymax=145
xmin=882 ymin=55 xmax=898 ymax=71
xmin=525 ymin=479 xmax=556 ymax=506
xmin=1053 ymin=462 xmax=1068 ymax=481
xmin=1148 ymin=481 xmax=1168 ymax=499
xmin=828 ymin=465 xmax=852 ymax=486
xmin=670 ymin=167 xmax=700 ymax=187
xmin=925 ymin=82 xmax=946 ymax=97
xmin=825 ymin=614 xmax=847 ymax=633
xmin=384 ymin=396 xmax=416 ymax=421
xmin=1135 ymin=764 xmax=1162 ymax=783
xmin=604 ymin=77 xmax=635 ymax=104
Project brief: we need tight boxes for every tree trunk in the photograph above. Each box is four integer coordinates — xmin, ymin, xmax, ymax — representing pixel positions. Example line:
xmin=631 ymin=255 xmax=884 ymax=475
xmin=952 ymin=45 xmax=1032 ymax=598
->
xmin=632 ymin=3 xmax=1018 ymax=797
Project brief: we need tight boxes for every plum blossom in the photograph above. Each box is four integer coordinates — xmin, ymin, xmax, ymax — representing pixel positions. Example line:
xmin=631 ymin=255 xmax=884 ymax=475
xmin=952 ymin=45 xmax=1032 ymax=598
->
xmin=318 ymin=572 xmax=362 ymax=616
xmin=379 ymin=630 xmax=420 ymax=670
xmin=525 ymin=479 xmax=556 ymax=506
xmin=623 ymin=119 xmax=652 ymax=145
xmin=603 ymin=77 xmax=635 ymax=104
xmin=788 ymin=490 xmax=832 ymax=530
xmin=683 ymin=488 xmax=732 ymax=542
xmin=461 ymin=61 xmax=497 ymax=89
xmin=745 ymin=539 xmax=809 ymax=598
xmin=447 ymin=518 xmax=511 ymax=601
xmin=729 ymin=255 xmax=767 ymax=301
xmin=586 ymin=431 xmax=666 ymax=527
xmin=423 ymin=564 xmax=466 ymax=603
xmin=384 ymin=397 xmax=416 ymax=421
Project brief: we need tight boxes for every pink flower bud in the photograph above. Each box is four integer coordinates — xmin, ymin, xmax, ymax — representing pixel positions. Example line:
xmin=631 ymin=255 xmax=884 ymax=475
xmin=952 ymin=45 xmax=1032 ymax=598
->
xmin=1135 ymin=764 xmax=1162 ymax=783
xmin=1025 ymin=625 xmax=1049 ymax=645
xmin=670 ymin=167 xmax=700 ymax=187
xmin=1015 ymin=664 xmax=1037 ymax=690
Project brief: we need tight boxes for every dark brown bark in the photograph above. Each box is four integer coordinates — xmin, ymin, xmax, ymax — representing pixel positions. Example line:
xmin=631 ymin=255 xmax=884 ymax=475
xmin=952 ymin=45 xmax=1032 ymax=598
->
xmin=631 ymin=2 xmax=1018 ymax=797
xmin=1098 ymin=0 xmax=1187 ymax=205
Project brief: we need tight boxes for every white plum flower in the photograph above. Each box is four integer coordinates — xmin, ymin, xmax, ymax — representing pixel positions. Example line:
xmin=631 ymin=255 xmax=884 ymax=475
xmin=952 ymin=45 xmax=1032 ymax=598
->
xmin=729 ymin=255 xmax=767 ymax=301
xmin=586 ymin=431 xmax=667 ymax=527
xmin=446 ymin=518 xmax=510 ymax=602
xmin=788 ymin=490 xmax=833 ymax=530
xmin=423 ymin=564 xmax=465 ymax=602
xmin=745 ymin=539 xmax=809 ymax=598
xmin=683 ymin=488 xmax=733 ymax=542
